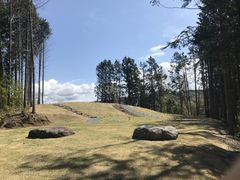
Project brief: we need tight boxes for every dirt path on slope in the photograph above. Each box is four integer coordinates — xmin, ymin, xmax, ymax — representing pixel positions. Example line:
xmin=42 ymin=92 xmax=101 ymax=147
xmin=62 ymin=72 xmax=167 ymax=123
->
xmin=112 ymin=104 xmax=145 ymax=117
xmin=54 ymin=104 xmax=96 ymax=118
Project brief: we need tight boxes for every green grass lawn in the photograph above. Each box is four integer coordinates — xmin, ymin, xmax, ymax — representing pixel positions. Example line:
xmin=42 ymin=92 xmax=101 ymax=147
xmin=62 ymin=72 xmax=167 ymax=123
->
xmin=0 ymin=102 xmax=239 ymax=179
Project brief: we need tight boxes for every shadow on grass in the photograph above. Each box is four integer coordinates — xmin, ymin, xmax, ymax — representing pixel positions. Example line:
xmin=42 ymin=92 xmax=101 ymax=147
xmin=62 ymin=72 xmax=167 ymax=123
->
xmin=147 ymin=144 xmax=239 ymax=179
xmin=17 ymin=141 xmax=239 ymax=179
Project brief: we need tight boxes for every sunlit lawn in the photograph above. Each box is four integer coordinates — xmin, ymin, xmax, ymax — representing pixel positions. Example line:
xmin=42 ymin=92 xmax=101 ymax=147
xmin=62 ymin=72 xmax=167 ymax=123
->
xmin=0 ymin=103 xmax=239 ymax=179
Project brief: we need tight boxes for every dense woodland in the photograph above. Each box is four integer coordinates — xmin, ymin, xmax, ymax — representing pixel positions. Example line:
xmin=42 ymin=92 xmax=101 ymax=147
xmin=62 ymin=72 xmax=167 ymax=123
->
xmin=0 ymin=0 xmax=51 ymax=113
xmin=96 ymin=0 xmax=240 ymax=135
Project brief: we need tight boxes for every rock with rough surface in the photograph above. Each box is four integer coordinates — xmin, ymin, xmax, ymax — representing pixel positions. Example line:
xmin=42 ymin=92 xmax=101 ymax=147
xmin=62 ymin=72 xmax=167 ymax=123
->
xmin=132 ymin=125 xmax=178 ymax=141
xmin=1 ymin=113 xmax=50 ymax=129
xmin=28 ymin=127 xmax=75 ymax=139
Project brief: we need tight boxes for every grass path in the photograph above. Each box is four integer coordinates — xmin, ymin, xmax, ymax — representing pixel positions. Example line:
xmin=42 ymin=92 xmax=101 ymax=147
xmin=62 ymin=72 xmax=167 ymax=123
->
xmin=0 ymin=103 xmax=239 ymax=179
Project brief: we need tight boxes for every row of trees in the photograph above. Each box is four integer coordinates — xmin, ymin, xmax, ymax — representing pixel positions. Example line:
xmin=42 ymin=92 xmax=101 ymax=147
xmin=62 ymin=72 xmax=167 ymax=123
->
xmin=151 ymin=0 xmax=240 ymax=134
xmin=95 ymin=55 xmax=202 ymax=115
xmin=95 ymin=57 xmax=167 ymax=111
xmin=194 ymin=0 xmax=240 ymax=134
xmin=0 ymin=0 xmax=51 ymax=113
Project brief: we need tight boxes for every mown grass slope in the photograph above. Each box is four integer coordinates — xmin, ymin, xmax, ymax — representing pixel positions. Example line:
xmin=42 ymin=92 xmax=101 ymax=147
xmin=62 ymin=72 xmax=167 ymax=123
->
xmin=0 ymin=102 xmax=239 ymax=179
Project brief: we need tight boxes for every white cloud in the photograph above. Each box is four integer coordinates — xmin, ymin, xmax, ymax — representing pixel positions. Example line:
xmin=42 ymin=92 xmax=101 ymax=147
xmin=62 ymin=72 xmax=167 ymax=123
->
xmin=140 ymin=44 xmax=166 ymax=60
xmin=150 ymin=52 xmax=165 ymax=59
xmin=36 ymin=79 xmax=96 ymax=104
xmin=149 ymin=44 xmax=166 ymax=53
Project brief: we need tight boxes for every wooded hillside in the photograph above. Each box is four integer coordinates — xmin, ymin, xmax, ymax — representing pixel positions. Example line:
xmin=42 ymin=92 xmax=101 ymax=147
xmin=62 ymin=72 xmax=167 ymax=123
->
xmin=96 ymin=0 xmax=240 ymax=135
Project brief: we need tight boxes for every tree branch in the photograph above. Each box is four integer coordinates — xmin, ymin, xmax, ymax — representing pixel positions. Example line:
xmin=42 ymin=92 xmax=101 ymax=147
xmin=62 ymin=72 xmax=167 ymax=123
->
xmin=35 ymin=0 xmax=50 ymax=9
xmin=150 ymin=0 xmax=199 ymax=10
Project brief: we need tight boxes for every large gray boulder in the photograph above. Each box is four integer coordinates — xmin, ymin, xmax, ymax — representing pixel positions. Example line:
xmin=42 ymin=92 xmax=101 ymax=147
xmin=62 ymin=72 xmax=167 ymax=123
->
xmin=132 ymin=125 xmax=178 ymax=141
xmin=28 ymin=127 xmax=75 ymax=139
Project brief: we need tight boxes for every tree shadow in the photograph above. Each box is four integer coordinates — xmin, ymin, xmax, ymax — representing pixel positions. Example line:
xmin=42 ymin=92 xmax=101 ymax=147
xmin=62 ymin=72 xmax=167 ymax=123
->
xmin=147 ymin=144 xmax=239 ymax=179
xmin=138 ymin=117 xmax=228 ymax=133
xmin=16 ymin=141 xmax=239 ymax=179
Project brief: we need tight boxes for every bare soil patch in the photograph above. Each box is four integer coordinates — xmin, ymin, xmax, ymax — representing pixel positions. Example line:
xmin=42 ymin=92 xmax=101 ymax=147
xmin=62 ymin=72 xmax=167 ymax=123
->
xmin=113 ymin=104 xmax=144 ymax=117
xmin=0 ymin=112 xmax=50 ymax=129
xmin=54 ymin=103 xmax=93 ymax=118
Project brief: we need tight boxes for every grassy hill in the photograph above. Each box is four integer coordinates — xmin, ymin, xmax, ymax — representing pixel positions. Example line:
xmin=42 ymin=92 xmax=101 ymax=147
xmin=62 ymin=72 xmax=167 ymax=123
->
xmin=0 ymin=102 xmax=239 ymax=179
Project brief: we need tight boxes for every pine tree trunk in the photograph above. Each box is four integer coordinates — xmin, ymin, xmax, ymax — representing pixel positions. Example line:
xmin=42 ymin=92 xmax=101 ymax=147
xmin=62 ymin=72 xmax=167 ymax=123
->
xmin=18 ymin=14 xmax=23 ymax=94
xmin=8 ymin=0 xmax=13 ymax=106
xmin=0 ymin=44 xmax=3 ymax=81
xmin=42 ymin=41 xmax=45 ymax=104
xmin=185 ymin=68 xmax=192 ymax=115
xmin=14 ymin=57 xmax=17 ymax=86
xmin=179 ymin=80 xmax=183 ymax=114
xmin=29 ymin=0 xmax=35 ymax=113
xmin=37 ymin=49 xmax=42 ymax=104
xmin=204 ymin=61 xmax=210 ymax=116
xmin=194 ymin=66 xmax=199 ymax=116
xmin=24 ymin=25 xmax=29 ymax=108
xmin=224 ymin=67 xmax=235 ymax=134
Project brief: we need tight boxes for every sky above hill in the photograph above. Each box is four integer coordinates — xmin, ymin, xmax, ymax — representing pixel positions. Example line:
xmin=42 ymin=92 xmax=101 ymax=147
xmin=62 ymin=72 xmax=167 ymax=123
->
xmin=38 ymin=0 xmax=199 ymax=103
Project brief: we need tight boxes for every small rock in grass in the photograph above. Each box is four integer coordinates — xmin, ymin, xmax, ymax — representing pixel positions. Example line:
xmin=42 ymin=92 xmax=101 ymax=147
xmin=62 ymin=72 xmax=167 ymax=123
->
xmin=87 ymin=117 xmax=100 ymax=124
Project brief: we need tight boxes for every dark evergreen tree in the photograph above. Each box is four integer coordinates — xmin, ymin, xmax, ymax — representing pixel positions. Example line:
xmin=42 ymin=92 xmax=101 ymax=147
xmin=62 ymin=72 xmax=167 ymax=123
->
xmin=145 ymin=56 xmax=166 ymax=111
xmin=95 ymin=60 xmax=115 ymax=103
xmin=122 ymin=57 xmax=141 ymax=105
xmin=139 ymin=62 xmax=147 ymax=107
xmin=113 ymin=59 xmax=123 ymax=103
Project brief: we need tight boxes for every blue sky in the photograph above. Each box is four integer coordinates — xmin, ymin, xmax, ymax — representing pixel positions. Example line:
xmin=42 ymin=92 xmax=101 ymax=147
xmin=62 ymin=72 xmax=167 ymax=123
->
xmin=38 ymin=0 xmax=199 ymax=102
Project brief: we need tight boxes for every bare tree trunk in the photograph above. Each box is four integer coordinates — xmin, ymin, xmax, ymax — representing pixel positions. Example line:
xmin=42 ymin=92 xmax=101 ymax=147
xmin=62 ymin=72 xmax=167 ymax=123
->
xmin=37 ymin=48 xmax=42 ymax=104
xmin=14 ymin=57 xmax=17 ymax=86
xmin=42 ymin=41 xmax=45 ymax=104
xmin=224 ymin=67 xmax=235 ymax=134
xmin=194 ymin=66 xmax=199 ymax=116
xmin=18 ymin=14 xmax=23 ymax=95
xmin=24 ymin=20 xmax=29 ymax=109
xmin=179 ymin=80 xmax=183 ymax=114
xmin=185 ymin=69 xmax=192 ymax=115
xmin=201 ymin=61 xmax=209 ymax=116
xmin=20 ymin=56 xmax=24 ymax=91
xmin=29 ymin=0 xmax=35 ymax=113
xmin=0 ymin=44 xmax=3 ymax=81
xmin=183 ymin=68 xmax=190 ymax=115
xmin=8 ymin=0 xmax=13 ymax=106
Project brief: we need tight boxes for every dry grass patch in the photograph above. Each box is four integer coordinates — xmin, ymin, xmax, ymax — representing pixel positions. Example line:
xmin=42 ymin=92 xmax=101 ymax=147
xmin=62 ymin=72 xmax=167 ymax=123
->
xmin=0 ymin=103 xmax=239 ymax=179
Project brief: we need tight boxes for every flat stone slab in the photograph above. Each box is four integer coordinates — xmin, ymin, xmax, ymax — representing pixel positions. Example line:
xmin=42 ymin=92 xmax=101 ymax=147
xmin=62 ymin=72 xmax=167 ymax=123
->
xmin=28 ymin=127 xmax=75 ymax=139
xmin=87 ymin=117 xmax=101 ymax=124
xmin=132 ymin=125 xmax=178 ymax=141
